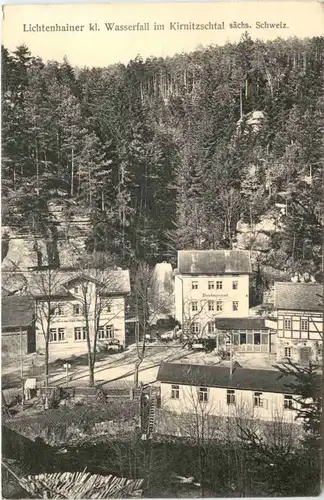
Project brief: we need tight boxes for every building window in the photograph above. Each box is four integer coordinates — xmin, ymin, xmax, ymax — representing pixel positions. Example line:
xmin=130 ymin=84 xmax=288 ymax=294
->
xmin=284 ymin=395 xmax=294 ymax=410
xmin=57 ymin=304 xmax=64 ymax=316
xmin=73 ymin=304 xmax=81 ymax=315
xmin=50 ymin=328 xmax=65 ymax=342
xmin=227 ymin=389 xmax=236 ymax=405
xmin=192 ymin=281 xmax=198 ymax=290
xmin=284 ymin=318 xmax=291 ymax=330
xmin=74 ymin=327 xmax=86 ymax=341
xmin=216 ymin=301 xmax=223 ymax=311
xmin=98 ymin=327 xmax=105 ymax=339
xmin=49 ymin=328 xmax=56 ymax=342
xmin=191 ymin=322 xmax=200 ymax=334
xmin=233 ymin=301 xmax=239 ymax=311
xmin=208 ymin=301 xmax=214 ymax=311
xmin=254 ymin=333 xmax=261 ymax=345
xmin=216 ymin=281 xmax=223 ymax=290
xmin=301 ymin=319 xmax=308 ymax=331
xmin=106 ymin=302 xmax=112 ymax=313
xmin=171 ymin=384 xmax=180 ymax=399
xmin=208 ymin=281 xmax=214 ymax=290
xmin=254 ymin=392 xmax=263 ymax=407
xmin=232 ymin=281 xmax=238 ymax=290
xmin=98 ymin=325 xmax=114 ymax=339
xmin=191 ymin=301 xmax=198 ymax=312
xmin=106 ymin=325 xmax=114 ymax=338
xmin=58 ymin=328 xmax=65 ymax=341
xmin=208 ymin=322 xmax=216 ymax=334
xmin=74 ymin=286 xmax=79 ymax=294
xmin=199 ymin=387 xmax=208 ymax=402
xmin=240 ymin=333 xmax=247 ymax=344
xmin=261 ymin=333 xmax=269 ymax=346
xmin=284 ymin=347 xmax=292 ymax=359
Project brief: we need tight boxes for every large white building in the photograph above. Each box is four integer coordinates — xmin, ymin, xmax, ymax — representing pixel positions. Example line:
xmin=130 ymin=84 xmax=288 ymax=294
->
xmin=3 ymin=268 xmax=131 ymax=355
xmin=174 ymin=250 xmax=252 ymax=336
xmin=34 ymin=269 xmax=130 ymax=354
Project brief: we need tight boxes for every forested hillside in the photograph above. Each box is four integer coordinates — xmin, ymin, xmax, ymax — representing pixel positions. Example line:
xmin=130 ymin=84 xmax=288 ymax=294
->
xmin=2 ymin=34 xmax=324 ymax=286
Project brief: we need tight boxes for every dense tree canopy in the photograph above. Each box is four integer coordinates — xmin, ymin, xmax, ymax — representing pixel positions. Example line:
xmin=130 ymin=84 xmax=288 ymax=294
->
xmin=2 ymin=35 xmax=324 ymax=280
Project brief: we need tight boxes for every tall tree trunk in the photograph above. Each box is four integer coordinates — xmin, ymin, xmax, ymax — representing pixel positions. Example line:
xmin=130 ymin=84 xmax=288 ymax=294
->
xmin=88 ymin=170 xmax=92 ymax=207
xmin=200 ymin=447 xmax=206 ymax=498
xmin=134 ymin=359 xmax=140 ymax=387
xmin=134 ymin=319 xmax=140 ymax=386
xmin=89 ymin=359 xmax=95 ymax=386
xmin=36 ymin=143 xmax=40 ymax=196
xmin=44 ymin=326 xmax=49 ymax=389
xmin=71 ymin=146 xmax=74 ymax=197
xmin=85 ymin=305 xmax=94 ymax=386
xmin=13 ymin=165 xmax=16 ymax=190
xmin=44 ymin=342 xmax=49 ymax=388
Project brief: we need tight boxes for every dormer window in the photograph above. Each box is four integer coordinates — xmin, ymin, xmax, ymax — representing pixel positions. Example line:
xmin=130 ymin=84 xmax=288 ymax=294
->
xmin=74 ymin=286 xmax=79 ymax=294
xmin=73 ymin=304 xmax=81 ymax=315
xmin=57 ymin=304 xmax=64 ymax=316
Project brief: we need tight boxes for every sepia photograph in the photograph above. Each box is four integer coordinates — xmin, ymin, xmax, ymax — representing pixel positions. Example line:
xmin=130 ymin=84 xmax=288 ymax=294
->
xmin=1 ymin=1 xmax=323 ymax=497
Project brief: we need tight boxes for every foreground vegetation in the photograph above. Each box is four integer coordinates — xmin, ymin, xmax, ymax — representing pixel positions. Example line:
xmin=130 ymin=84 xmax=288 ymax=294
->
xmin=4 ymin=399 xmax=139 ymax=446
xmin=2 ymin=428 xmax=321 ymax=498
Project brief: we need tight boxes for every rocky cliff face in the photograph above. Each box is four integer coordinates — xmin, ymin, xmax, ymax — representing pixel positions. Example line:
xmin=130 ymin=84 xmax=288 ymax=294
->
xmin=2 ymin=219 xmax=90 ymax=271
xmin=235 ymin=208 xmax=284 ymax=254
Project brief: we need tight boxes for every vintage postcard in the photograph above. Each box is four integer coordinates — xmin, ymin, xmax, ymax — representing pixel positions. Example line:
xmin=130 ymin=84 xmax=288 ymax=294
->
xmin=1 ymin=1 xmax=323 ymax=498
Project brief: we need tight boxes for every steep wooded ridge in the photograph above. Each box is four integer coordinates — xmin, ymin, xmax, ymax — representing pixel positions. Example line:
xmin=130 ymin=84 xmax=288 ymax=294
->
xmin=2 ymin=35 xmax=324 ymax=289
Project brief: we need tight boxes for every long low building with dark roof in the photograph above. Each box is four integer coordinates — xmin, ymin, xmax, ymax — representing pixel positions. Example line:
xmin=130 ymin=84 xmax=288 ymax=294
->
xmin=156 ymin=361 xmax=312 ymax=425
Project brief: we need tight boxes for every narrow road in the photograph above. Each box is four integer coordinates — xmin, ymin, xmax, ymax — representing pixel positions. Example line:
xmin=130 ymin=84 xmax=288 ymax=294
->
xmin=52 ymin=347 xmax=190 ymax=387
xmin=2 ymin=344 xmax=190 ymax=390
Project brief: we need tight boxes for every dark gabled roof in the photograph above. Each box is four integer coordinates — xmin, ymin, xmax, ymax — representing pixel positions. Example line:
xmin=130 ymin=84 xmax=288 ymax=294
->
xmin=215 ymin=317 xmax=269 ymax=331
xmin=157 ymin=362 xmax=301 ymax=394
xmin=2 ymin=269 xmax=131 ymax=298
xmin=59 ymin=269 xmax=131 ymax=296
xmin=2 ymin=296 xmax=35 ymax=328
xmin=178 ymin=250 xmax=252 ymax=275
xmin=274 ymin=282 xmax=323 ymax=312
